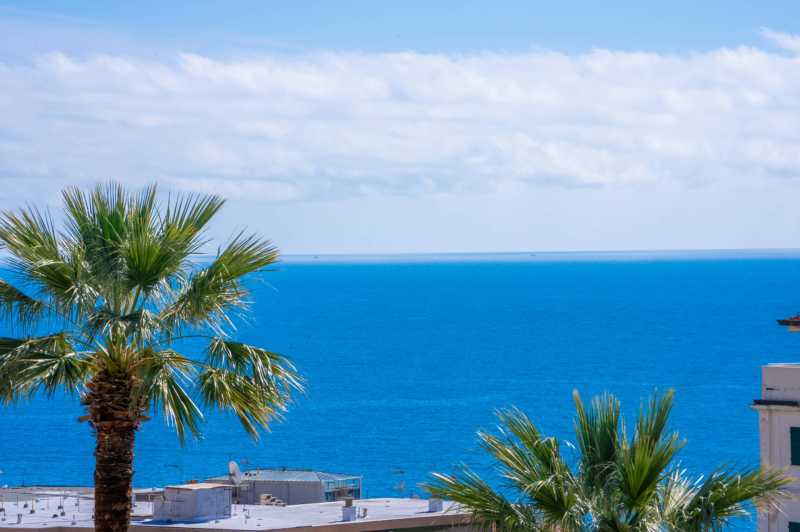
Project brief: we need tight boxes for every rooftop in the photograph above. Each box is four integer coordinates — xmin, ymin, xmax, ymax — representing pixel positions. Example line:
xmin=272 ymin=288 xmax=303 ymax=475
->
xmin=0 ymin=492 xmax=467 ymax=531
xmin=209 ymin=469 xmax=360 ymax=483
xmin=166 ymin=483 xmax=230 ymax=491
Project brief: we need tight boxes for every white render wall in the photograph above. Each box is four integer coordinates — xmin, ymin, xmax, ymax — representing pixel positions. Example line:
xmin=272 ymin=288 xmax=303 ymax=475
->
xmin=756 ymin=364 xmax=800 ymax=532
xmin=152 ymin=485 xmax=232 ymax=522
xmin=248 ymin=480 xmax=324 ymax=505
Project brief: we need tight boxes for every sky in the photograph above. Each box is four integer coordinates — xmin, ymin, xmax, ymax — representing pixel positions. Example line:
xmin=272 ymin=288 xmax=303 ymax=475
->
xmin=1 ymin=1 xmax=800 ymax=254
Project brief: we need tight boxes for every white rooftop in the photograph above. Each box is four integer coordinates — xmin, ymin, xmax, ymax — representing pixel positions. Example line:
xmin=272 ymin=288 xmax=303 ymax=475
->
xmin=166 ymin=483 xmax=230 ymax=491
xmin=0 ymin=492 xmax=468 ymax=531
xmin=208 ymin=469 xmax=359 ymax=483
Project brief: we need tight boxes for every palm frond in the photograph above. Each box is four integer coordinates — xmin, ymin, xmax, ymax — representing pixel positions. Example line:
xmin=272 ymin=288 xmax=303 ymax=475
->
xmin=206 ymin=338 xmax=303 ymax=393
xmin=0 ymin=333 xmax=88 ymax=402
xmin=573 ymin=390 xmax=621 ymax=489
xmin=197 ymin=338 xmax=303 ymax=437
xmin=124 ymin=188 xmax=224 ymax=296
xmin=160 ymin=234 xmax=278 ymax=334
xmin=197 ymin=367 xmax=280 ymax=438
xmin=482 ymin=408 xmax=581 ymax=526
xmin=615 ymin=391 xmax=683 ymax=515
xmin=62 ymin=183 xmax=129 ymax=287
xmin=137 ymin=348 xmax=203 ymax=441
xmin=426 ymin=467 xmax=541 ymax=531
xmin=666 ymin=467 xmax=791 ymax=531
xmin=0 ymin=207 xmax=84 ymax=305
xmin=656 ymin=469 xmax=700 ymax=528
xmin=0 ymin=279 xmax=47 ymax=331
xmin=0 ymin=205 xmax=60 ymax=262
xmin=430 ymin=390 xmax=784 ymax=531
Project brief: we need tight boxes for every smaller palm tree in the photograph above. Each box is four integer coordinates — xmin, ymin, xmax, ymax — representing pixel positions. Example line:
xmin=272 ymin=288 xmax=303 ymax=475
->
xmin=427 ymin=390 xmax=788 ymax=531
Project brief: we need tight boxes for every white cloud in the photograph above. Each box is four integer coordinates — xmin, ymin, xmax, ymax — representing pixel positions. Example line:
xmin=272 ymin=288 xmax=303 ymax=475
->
xmin=1 ymin=41 xmax=800 ymax=202
xmin=760 ymin=27 xmax=800 ymax=55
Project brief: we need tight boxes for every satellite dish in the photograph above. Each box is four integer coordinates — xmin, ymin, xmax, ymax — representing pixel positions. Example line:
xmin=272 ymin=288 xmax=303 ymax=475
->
xmin=228 ymin=461 xmax=243 ymax=485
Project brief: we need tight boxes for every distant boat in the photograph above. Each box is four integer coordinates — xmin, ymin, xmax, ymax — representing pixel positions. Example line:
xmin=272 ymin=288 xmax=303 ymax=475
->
xmin=777 ymin=315 xmax=800 ymax=328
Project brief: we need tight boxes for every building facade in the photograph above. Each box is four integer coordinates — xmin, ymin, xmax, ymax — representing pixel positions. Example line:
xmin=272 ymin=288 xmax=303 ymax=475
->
xmin=208 ymin=468 xmax=362 ymax=506
xmin=152 ymin=483 xmax=232 ymax=522
xmin=754 ymin=364 xmax=800 ymax=531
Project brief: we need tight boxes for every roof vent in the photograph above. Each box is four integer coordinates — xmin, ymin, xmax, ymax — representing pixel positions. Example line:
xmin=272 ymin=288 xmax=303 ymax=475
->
xmin=342 ymin=505 xmax=357 ymax=522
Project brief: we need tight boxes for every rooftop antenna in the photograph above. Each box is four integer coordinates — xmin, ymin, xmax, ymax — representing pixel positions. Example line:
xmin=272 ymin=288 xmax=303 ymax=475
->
xmin=228 ymin=461 xmax=243 ymax=485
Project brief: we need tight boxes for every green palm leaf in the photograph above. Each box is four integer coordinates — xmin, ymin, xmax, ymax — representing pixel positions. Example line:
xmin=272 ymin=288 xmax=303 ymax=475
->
xmin=0 ymin=280 xmax=47 ymax=331
xmin=0 ymin=182 xmax=303 ymax=532
xmin=0 ymin=333 xmax=88 ymax=402
xmin=429 ymin=390 xmax=789 ymax=531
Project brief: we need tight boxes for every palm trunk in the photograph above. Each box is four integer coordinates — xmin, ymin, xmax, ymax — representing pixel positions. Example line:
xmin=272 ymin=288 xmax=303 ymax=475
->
xmin=86 ymin=370 xmax=142 ymax=532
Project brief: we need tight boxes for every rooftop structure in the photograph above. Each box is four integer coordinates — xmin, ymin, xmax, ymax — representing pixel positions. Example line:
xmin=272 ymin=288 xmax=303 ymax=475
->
xmin=0 ymin=491 xmax=469 ymax=532
xmin=207 ymin=467 xmax=361 ymax=506
xmin=152 ymin=484 xmax=232 ymax=522
xmin=754 ymin=363 xmax=800 ymax=531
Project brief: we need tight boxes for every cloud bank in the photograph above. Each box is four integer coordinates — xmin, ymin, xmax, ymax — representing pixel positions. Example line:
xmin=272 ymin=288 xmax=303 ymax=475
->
xmin=2 ymin=31 xmax=800 ymax=202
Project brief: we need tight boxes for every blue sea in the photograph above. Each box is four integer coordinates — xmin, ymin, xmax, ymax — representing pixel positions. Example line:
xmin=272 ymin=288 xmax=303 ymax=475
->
xmin=2 ymin=250 xmax=800 ymax=518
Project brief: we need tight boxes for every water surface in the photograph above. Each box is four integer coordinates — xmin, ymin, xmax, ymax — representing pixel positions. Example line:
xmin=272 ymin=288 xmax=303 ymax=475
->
xmin=2 ymin=251 xmax=798 ymax=527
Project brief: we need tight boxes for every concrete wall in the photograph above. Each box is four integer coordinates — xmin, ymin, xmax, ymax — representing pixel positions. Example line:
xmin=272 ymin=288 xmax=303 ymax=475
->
xmin=246 ymin=481 xmax=324 ymax=505
xmin=763 ymin=365 xmax=800 ymax=401
xmin=757 ymin=365 xmax=800 ymax=531
xmin=153 ymin=487 xmax=231 ymax=522
xmin=756 ymin=405 xmax=800 ymax=531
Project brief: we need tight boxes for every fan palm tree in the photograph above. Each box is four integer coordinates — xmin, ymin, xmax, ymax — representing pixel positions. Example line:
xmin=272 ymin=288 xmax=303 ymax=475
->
xmin=0 ymin=183 xmax=303 ymax=532
xmin=427 ymin=390 xmax=789 ymax=531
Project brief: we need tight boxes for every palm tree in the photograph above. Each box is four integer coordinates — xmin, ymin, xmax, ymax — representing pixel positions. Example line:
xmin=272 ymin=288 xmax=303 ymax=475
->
xmin=0 ymin=183 xmax=303 ymax=532
xmin=427 ymin=390 xmax=789 ymax=531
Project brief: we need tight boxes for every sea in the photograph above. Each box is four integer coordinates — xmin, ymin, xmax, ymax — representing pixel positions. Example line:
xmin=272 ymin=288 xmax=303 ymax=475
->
xmin=2 ymin=249 xmax=800 ymax=523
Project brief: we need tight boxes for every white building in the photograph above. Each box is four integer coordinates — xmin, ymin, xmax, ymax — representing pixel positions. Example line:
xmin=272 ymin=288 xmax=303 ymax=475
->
xmin=0 ymin=490 xmax=471 ymax=532
xmin=754 ymin=363 xmax=800 ymax=531
xmin=152 ymin=483 xmax=232 ymax=522
xmin=207 ymin=468 xmax=362 ymax=505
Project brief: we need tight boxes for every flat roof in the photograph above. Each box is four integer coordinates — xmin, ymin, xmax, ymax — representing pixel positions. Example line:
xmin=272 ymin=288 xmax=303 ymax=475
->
xmin=210 ymin=469 xmax=360 ymax=483
xmin=0 ymin=493 xmax=468 ymax=531
xmin=166 ymin=483 xmax=230 ymax=491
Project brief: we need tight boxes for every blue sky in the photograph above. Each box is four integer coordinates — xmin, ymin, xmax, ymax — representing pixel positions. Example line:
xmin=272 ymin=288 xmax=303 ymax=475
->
xmin=2 ymin=1 xmax=797 ymax=55
xmin=1 ymin=2 xmax=800 ymax=253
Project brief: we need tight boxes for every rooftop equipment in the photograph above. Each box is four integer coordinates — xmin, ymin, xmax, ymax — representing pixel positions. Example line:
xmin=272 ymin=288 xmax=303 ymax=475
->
xmin=152 ymin=483 xmax=232 ymax=523
xmin=228 ymin=461 xmax=243 ymax=486
xmin=207 ymin=467 xmax=361 ymax=505
xmin=342 ymin=497 xmax=356 ymax=521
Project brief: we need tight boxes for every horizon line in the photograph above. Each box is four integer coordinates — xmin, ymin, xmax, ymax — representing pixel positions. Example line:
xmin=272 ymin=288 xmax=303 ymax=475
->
xmin=271 ymin=247 xmax=800 ymax=264
xmin=279 ymin=246 xmax=800 ymax=257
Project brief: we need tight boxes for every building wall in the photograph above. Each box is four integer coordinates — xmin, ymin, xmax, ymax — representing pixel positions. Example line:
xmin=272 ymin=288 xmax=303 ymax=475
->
xmin=153 ymin=487 xmax=231 ymax=522
xmin=757 ymin=365 xmax=800 ymax=532
xmin=244 ymin=481 xmax=324 ymax=505
xmin=757 ymin=406 xmax=800 ymax=531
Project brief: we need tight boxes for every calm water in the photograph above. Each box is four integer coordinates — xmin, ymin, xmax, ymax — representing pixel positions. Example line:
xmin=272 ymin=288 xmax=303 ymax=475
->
xmin=2 ymin=251 xmax=800 ymax=514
